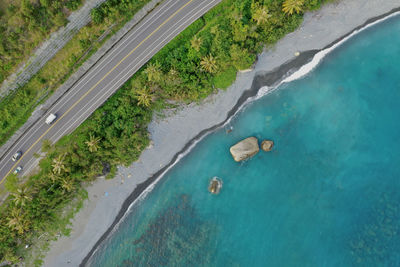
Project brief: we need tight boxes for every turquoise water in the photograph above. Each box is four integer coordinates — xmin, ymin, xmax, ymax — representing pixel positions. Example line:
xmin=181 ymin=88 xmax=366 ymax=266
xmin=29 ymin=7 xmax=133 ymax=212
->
xmin=88 ymin=15 xmax=400 ymax=267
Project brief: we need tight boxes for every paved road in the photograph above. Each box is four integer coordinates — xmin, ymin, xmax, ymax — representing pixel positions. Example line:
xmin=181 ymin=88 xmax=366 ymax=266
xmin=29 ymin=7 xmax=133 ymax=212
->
xmin=0 ymin=0 xmax=221 ymax=185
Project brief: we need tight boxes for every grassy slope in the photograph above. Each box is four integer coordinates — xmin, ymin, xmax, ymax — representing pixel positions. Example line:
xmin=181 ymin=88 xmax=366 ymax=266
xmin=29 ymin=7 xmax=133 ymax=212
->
xmin=0 ymin=0 xmax=83 ymax=84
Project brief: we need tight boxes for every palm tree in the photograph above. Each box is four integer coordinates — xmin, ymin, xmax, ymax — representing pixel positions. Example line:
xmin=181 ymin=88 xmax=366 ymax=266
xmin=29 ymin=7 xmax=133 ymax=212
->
xmin=190 ymin=36 xmax=202 ymax=52
xmin=52 ymin=154 xmax=66 ymax=175
xmin=7 ymin=208 xmax=29 ymax=234
xmin=135 ymin=87 xmax=153 ymax=107
xmin=166 ymin=67 xmax=181 ymax=86
xmin=252 ymin=4 xmax=271 ymax=25
xmin=46 ymin=173 xmax=60 ymax=192
xmin=11 ymin=187 xmax=31 ymax=207
xmin=61 ymin=178 xmax=74 ymax=193
xmin=48 ymin=172 xmax=59 ymax=183
xmin=144 ymin=62 xmax=162 ymax=83
xmin=282 ymin=0 xmax=304 ymax=15
xmin=85 ymin=134 xmax=101 ymax=152
xmin=200 ymin=54 xmax=218 ymax=73
xmin=210 ymin=25 xmax=220 ymax=35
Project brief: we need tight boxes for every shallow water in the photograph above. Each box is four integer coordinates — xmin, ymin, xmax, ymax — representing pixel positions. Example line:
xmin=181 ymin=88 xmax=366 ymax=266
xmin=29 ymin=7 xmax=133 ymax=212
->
xmin=88 ymin=15 xmax=400 ymax=267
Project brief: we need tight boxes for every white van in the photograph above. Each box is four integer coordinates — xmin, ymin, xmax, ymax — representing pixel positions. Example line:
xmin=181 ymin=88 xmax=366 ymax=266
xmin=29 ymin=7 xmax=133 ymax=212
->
xmin=45 ymin=113 xmax=57 ymax=125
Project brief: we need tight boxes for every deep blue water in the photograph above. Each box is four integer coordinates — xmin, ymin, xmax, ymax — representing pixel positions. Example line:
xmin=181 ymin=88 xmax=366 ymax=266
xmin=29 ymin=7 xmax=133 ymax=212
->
xmin=88 ymin=15 xmax=400 ymax=267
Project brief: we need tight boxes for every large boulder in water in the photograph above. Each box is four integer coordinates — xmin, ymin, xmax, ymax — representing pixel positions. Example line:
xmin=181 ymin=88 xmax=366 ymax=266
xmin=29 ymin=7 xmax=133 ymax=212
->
xmin=261 ymin=140 xmax=274 ymax=152
xmin=230 ymin=137 xmax=259 ymax=162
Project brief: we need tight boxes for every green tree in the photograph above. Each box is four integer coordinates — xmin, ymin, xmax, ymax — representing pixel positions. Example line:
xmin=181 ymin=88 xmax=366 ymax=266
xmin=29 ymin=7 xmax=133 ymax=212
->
xmin=20 ymin=0 xmax=34 ymax=19
xmin=190 ymin=36 xmax=202 ymax=51
xmin=48 ymin=172 xmax=60 ymax=183
xmin=11 ymin=187 xmax=31 ymax=207
xmin=7 ymin=208 xmax=29 ymax=234
xmin=282 ymin=0 xmax=305 ymax=15
xmin=200 ymin=54 xmax=218 ymax=73
xmin=231 ymin=21 xmax=250 ymax=42
xmin=66 ymin=0 xmax=82 ymax=10
xmin=91 ymin=8 xmax=104 ymax=24
xmin=230 ymin=44 xmax=253 ymax=70
xmin=85 ymin=134 xmax=101 ymax=152
xmin=166 ymin=68 xmax=181 ymax=86
xmin=251 ymin=3 xmax=271 ymax=25
xmin=39 ymin=0 xmax=51 ymax=8
xmin=144 ymin=62 xmax=162 ymax=83
xmin=52 ymin=154 xmax=67 ymax=175
xmin=53 ymin=12 xmax=68 ymax=27
xmin=230 ymin=8 xmax=242 ymax=23
xmin=135 ymin=87 xmax=153 ymax=107
xmin=61 ymin=178 xmax=74 ymax=193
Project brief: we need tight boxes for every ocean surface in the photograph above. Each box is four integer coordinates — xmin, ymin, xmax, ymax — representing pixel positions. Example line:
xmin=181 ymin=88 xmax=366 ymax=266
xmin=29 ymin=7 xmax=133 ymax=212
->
xmin=87 ymin=14 xmax=400 ymax=267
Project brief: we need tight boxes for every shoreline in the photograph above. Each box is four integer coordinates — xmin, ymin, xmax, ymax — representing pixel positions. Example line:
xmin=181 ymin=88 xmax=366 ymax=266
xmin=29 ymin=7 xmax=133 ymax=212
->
xmin=82 ymin=7 xmax=400 ymax=265
xmin=80 ymin=49 xmax=320 ymax=266
xmin=42 ymin=1 xmax=400 ymax=266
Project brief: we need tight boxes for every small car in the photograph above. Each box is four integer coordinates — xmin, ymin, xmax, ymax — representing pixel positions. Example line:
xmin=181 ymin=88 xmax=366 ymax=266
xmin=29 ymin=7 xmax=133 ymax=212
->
xmin=13 ymin=166 xmax=23 ymax=174
xmin=12 ymin=151 xmax=22 ymax=162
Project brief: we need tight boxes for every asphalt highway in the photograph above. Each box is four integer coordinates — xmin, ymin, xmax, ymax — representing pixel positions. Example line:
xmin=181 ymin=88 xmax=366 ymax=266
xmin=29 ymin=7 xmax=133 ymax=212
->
xmin=0 ymin=0 xmax=221 ymax=185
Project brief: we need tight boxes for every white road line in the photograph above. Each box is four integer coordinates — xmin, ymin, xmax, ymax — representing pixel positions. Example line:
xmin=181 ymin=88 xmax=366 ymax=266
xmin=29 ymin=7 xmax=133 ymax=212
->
xmin=21 ymin=157 xmax=40 ymax=176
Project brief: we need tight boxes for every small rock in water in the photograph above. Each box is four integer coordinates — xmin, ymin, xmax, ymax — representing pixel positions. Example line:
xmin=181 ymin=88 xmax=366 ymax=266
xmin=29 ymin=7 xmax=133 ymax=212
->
xmin=230 ymin=137 xmax=259 ymax=162
xmin=208 ymin=177 xmax=222 ymax=194
xmin=261 ymin=140 xmax=274 ymax=152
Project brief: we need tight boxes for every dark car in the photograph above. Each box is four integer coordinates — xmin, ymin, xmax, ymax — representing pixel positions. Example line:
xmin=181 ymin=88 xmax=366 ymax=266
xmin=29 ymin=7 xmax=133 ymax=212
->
xmin=12 ymin=151 xmax=22 ymax=162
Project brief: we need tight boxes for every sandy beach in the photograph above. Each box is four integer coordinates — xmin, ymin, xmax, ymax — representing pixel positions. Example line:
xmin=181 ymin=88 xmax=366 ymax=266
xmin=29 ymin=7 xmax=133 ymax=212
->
xmin=43 ymin=1 xmax=400 ymax=266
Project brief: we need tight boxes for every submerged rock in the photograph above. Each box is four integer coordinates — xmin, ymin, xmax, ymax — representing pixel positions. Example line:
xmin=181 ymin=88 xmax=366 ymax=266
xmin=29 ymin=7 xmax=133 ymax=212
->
xmin=229 ymin=137 xmax=259 ymax=162
xmin=261 ymin=140 xmax=274 ymax=152
xmin=208 ymin=177 xmax=222 ymax=194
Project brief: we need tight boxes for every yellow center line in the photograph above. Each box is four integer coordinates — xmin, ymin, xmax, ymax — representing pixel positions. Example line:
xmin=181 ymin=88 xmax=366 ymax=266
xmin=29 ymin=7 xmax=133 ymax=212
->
xmin=0 ymin=0 xmax=194 ymax=184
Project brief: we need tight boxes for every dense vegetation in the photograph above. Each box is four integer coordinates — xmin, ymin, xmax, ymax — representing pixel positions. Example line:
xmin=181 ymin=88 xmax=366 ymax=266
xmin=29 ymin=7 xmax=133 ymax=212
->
xmin=0 ymin=0 xmax=327 ymax=265
xmin=0 ymin=0 xmax=83 ymax=84
xmin=0 ymin=0 xmax=154 ymax=147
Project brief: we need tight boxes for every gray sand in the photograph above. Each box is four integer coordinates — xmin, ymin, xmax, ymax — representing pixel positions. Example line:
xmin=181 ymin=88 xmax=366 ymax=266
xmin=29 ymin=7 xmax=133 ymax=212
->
xmin=43 ymin=1 xmax=400 ymax=266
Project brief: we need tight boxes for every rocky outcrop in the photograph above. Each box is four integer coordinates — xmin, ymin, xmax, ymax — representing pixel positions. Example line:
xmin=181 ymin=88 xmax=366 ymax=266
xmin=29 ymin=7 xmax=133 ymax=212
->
xmin=229 ymin=137 xmax=259 ymax=162
xmin=261 ymin=140 xmax=274 ymax=152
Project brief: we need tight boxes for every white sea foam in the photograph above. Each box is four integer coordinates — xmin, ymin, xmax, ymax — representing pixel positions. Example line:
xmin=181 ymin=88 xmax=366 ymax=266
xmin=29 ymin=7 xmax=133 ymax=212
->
xmin=256 ymin=11 xmax=400 ymax=99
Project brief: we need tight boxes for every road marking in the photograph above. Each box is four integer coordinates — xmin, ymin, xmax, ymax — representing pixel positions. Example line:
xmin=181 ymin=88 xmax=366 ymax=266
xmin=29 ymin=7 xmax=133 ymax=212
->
xmin=0 ymin=0 xmax=195 ymax=184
